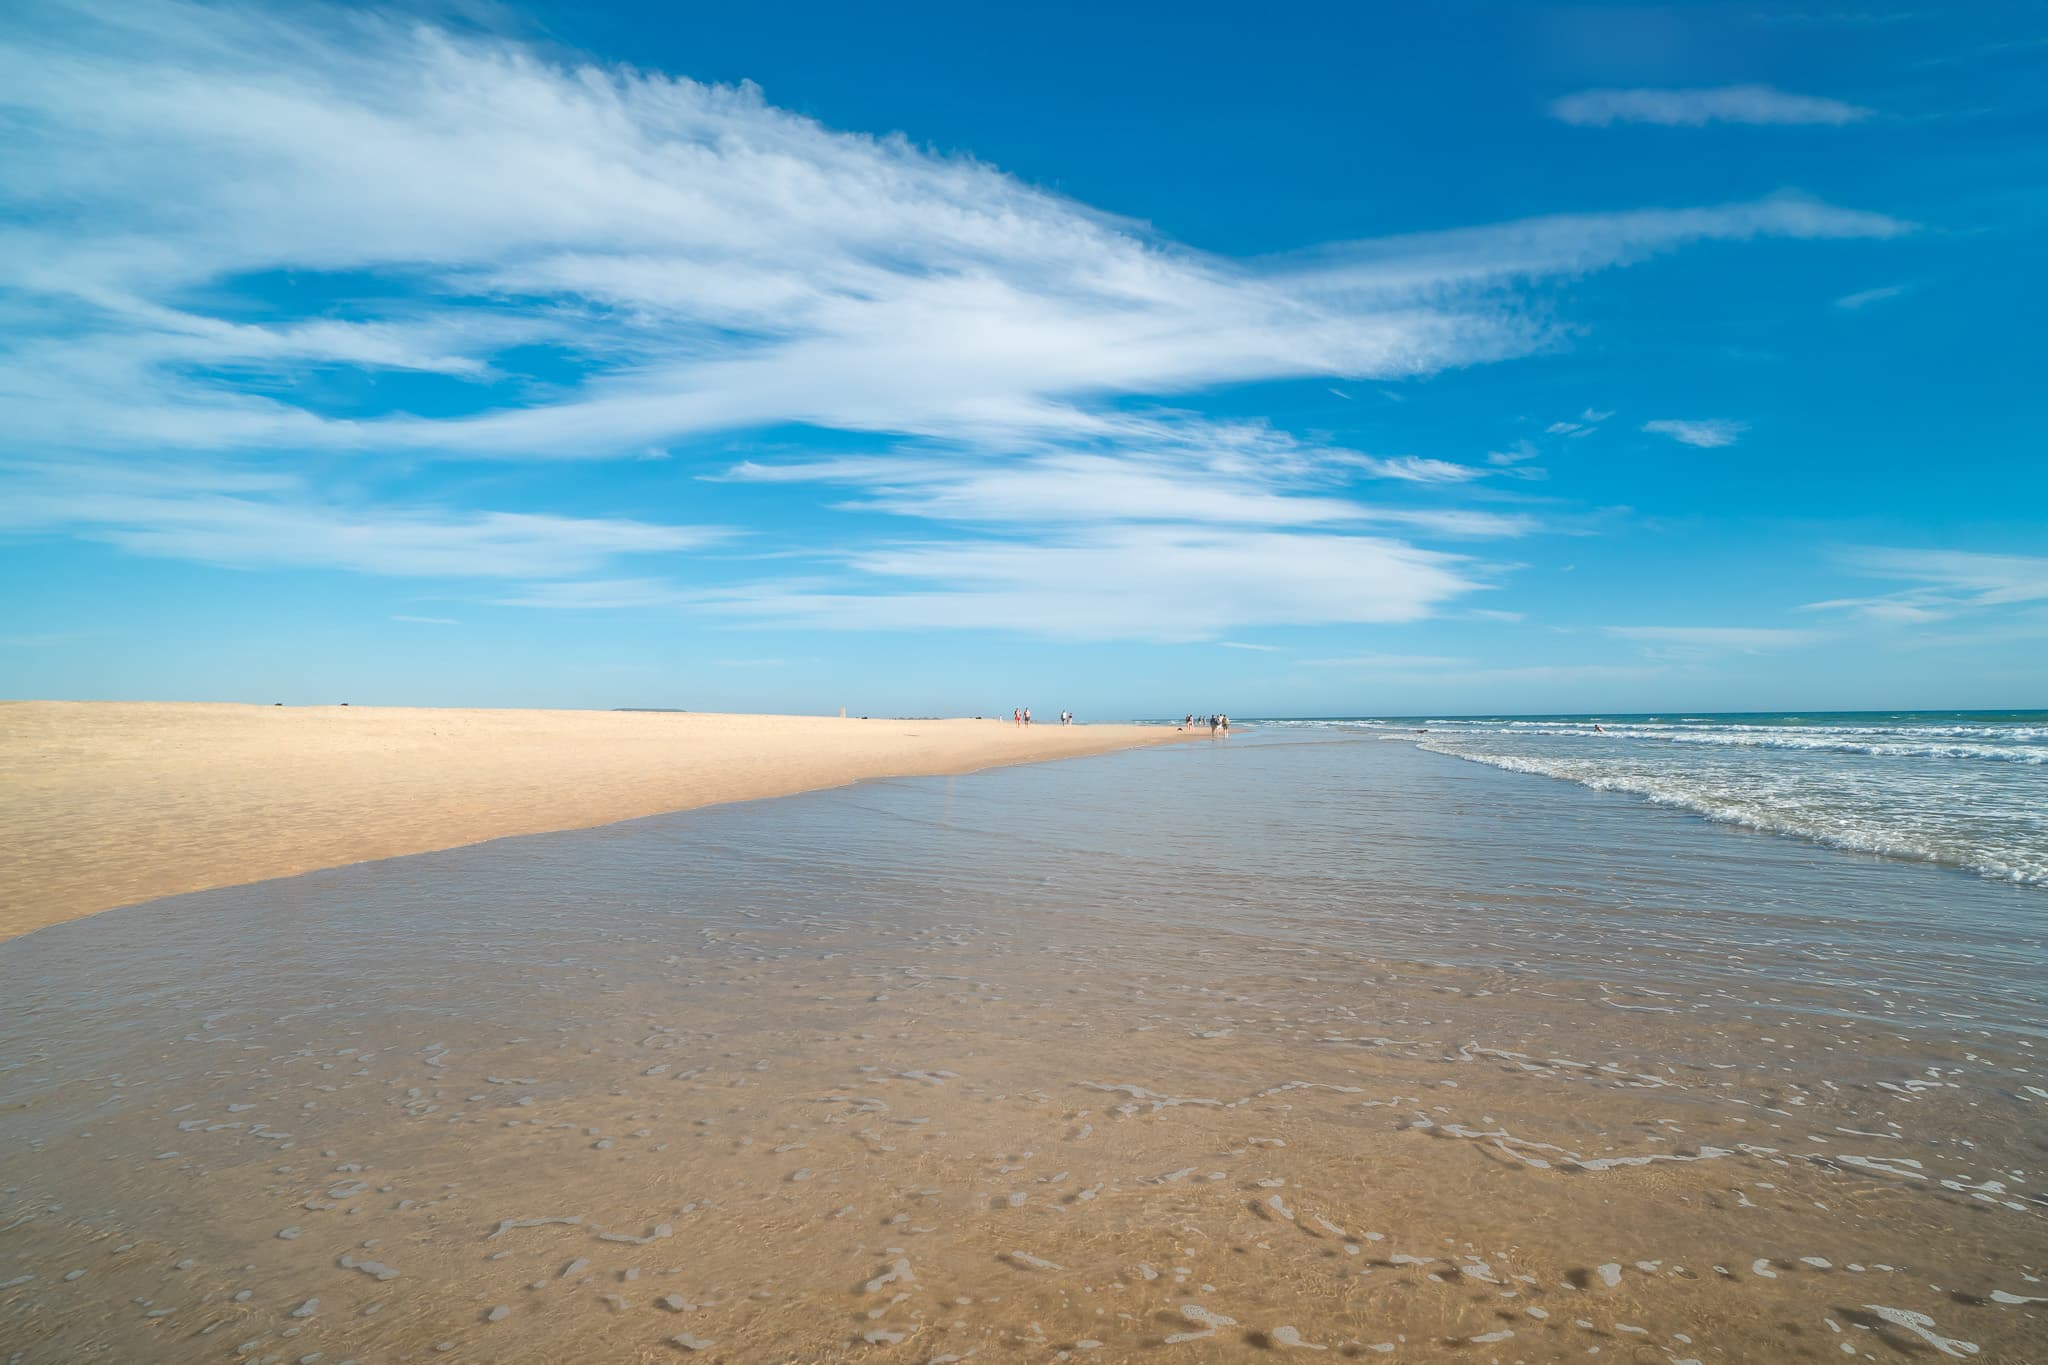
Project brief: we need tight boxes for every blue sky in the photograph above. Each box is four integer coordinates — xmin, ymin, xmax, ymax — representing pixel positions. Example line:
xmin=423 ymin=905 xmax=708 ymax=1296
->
xmin=1 ymin=0 xmax=2043 ymax=717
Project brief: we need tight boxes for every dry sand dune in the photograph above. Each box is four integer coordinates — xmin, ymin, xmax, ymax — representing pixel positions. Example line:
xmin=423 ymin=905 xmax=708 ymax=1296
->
xmin=0 ymin=701 xmax=1180 ymax=942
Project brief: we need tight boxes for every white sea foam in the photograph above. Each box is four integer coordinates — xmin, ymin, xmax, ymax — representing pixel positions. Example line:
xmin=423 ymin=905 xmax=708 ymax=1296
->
xmin=1413 ymin=713 xmax=2047 ymax=887
xmin=1417 ymin=716 xmax=2046 ymax=765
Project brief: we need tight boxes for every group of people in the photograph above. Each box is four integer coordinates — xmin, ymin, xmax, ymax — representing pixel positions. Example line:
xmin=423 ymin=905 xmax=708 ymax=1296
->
xmin=1181 ymin=713 xmax=1231 ymax=735
xmin=1012 ymin=708 xmax=1076 ymax=726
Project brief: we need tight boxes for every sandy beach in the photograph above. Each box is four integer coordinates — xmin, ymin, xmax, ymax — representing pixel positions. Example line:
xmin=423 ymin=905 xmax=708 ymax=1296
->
xmin=0 ymin=701 xmax=1178 ymax=943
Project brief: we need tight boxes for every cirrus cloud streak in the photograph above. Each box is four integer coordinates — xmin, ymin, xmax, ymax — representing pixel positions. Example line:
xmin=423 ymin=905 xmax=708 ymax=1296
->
xmin=1550 ymin=85 xmax=1873 ymax=128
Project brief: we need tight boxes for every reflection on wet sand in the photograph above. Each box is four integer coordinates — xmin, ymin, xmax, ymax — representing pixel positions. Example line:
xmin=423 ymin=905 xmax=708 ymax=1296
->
xmin=2 ymin=736 xmax=2043 ymax=1361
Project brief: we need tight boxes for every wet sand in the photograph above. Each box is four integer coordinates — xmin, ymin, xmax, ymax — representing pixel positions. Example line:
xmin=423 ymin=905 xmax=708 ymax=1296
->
xmin=0 ymin=701 xmax=1177 ymax=942
xmin=2 ymin=859 xmax=2041 ymax=1360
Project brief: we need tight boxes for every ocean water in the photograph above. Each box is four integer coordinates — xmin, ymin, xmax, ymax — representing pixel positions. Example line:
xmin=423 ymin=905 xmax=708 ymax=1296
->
xmin=1256 ymin=710 xmax=2048 ymax=888
xmin=3 ymin=732 xmax=2045 ymax=1359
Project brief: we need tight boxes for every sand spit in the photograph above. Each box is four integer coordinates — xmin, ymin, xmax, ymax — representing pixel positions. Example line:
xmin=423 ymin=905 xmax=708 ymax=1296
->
xmin=0 ymin=701 xmax=1179 ymax=940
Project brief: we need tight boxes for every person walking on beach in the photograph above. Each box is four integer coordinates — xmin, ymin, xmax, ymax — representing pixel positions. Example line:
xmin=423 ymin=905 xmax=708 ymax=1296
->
xmin=1023 ymin=707 xmax=1032 ymax=726
xmin=1013 ymin=707 xmax=1022 ymax=727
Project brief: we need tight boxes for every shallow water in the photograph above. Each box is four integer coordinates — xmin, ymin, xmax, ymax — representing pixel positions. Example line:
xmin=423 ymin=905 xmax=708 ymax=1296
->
xmin=2 ymin=733 xmax=2044 ymax=1361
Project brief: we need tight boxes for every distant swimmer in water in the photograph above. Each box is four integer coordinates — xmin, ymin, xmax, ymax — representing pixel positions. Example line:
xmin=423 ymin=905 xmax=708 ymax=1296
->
xmin=1593 ymin=723 xmax=1605 ymax=733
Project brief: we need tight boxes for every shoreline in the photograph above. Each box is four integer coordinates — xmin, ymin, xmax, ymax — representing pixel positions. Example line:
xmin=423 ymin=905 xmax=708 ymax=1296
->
xmin=0 ymin=700 xmax=1186 ymax=943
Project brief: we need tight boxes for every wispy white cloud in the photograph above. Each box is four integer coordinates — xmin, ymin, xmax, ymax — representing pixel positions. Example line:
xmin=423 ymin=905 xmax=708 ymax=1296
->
xmin=1482 ymin=407 xmax=1611 ymax=481
xmin=667 ymin=527 xmax=1487 ymax=642
xmin=1835 ymin=283 xmax=1910 ymax=309
xmin=844 ymin=460 xmax=1361 ymax=529
xmin=1365 ymin=507 xmax=1541 ymax=539
xmin=1543 ymin=407 xmax=1615 ymax=439
xmin=1801 ymin=594 xmax=1948 ymax=624
xmin=718 ymin=442 xmax=1538 ymax=540
xmin=1550 ymin=86 xmax=1874 ymax=128
xmin=1218 ymin=641 xmax=1281 ymax=652
xmin=1642 ymin=418 xmax=1749 ymax=448
xmin=1804 ymin=547 xmax=2048 ymax=624
xmin=391 ymin=615 xmax=459 ymax=625
xmin=0 ymin=462 xmax=722 ymax=579
xmin=1349 ymin=455 xmax=1488 ymax=483
xmin=1843 ymin=548 xmax=2048 ymax=603
xmin=725 ymin=451 xmax=1358 ymax=529
xmin=1277 ymin=194 xmax=1905 ymax=303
